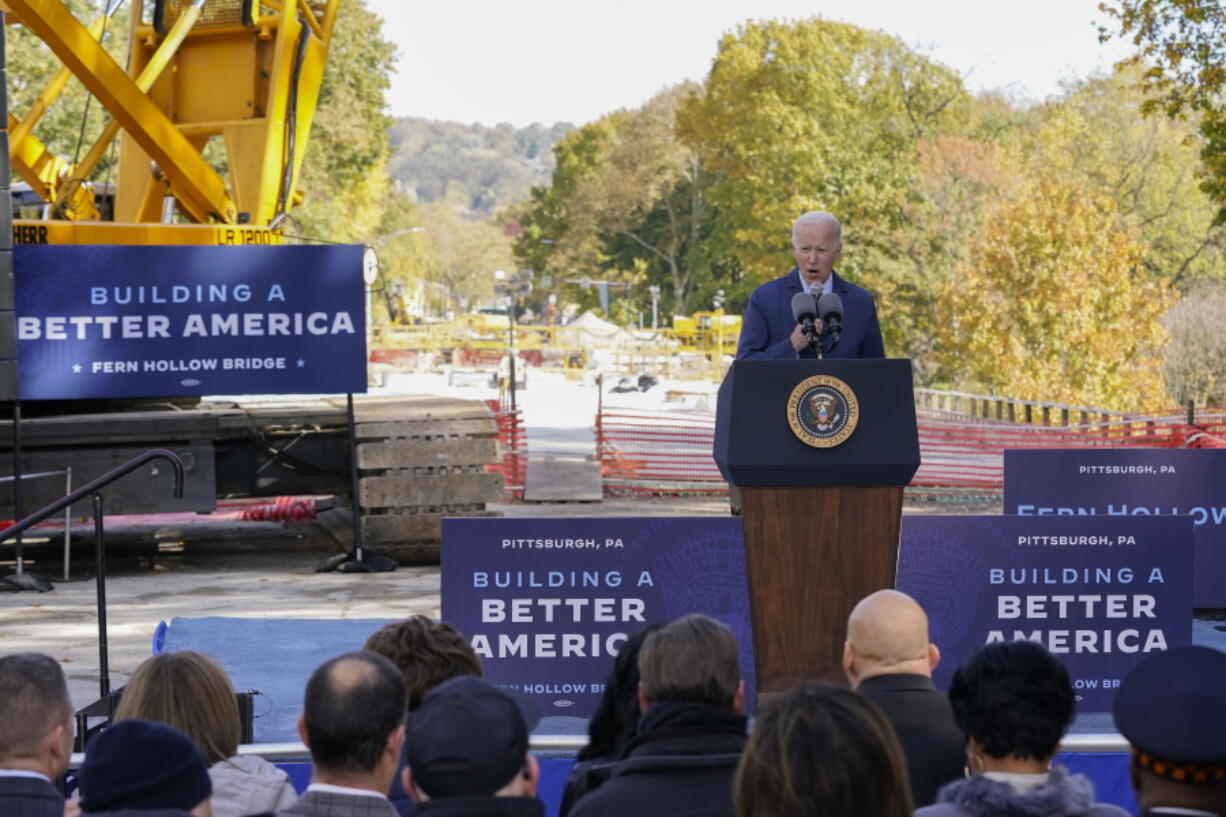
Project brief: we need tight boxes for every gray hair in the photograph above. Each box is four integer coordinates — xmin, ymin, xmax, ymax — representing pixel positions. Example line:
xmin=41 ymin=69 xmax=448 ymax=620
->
xmin=792 ymin=211 xmax=842 ymax=246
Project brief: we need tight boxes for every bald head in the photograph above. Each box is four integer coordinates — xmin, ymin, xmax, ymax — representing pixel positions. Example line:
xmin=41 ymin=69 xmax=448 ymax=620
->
xmin=843 ymin=590 xmax=939 ymax=686
xmin=302 ymin=651 xmax=406 ymax=776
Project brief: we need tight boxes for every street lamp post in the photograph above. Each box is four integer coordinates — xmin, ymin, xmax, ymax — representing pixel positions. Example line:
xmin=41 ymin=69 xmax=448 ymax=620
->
xmin=648 ymin=284 xmax=661 ymax=330
xmin=363 ymin=226 xmax=427 ymax=331
xmin=493 ymin=268 xmax=534 ymax=412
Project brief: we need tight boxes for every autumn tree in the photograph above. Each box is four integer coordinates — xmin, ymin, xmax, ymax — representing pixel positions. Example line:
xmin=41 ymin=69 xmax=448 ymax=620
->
xmin=890 ymin=134 xmax=1024 ymax=385
xmin=511 ymin=84 xmax=728 ymax=319
xmin=417 ymin=198 xmax=514 ymax=312
xmin=7 ymin=0 xmax=130 ymax=180
xmin=512 ymin=116 xmax=620 ymax=302
xmin=1026 ymin=66 xmax=1226 ymax=289
xmin=675 ymin=17 xmax=968 ymax=350
xmin=1162 ymin=285 xmax=1226 ymax=407
xmin=289 ymin=0 xmax=398 ymax=241
xmin=1098 ymin=0 xmax=1226 ymax=221
xmin=938 ymin=168 xmax=1172 ymax=410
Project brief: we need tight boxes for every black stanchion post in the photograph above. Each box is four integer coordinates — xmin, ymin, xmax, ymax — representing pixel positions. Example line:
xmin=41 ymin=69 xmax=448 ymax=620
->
xmin=12 ymin=400 xmax=21 ymax=571
xmin=0 ymin=17 xmax=42 ymax=592
xmin=347 ymin=392 xmax=362 ymax=562
xmin=93 ymin=492 xmax=110 ymax=698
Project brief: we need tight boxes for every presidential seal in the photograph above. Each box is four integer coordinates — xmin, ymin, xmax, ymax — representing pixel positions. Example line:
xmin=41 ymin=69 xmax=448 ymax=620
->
xmin=786 ymin=375 xmax=859 ymax=448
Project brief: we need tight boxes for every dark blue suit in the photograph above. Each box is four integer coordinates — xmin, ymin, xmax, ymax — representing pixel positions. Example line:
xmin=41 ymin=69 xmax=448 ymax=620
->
xmin=0 ymin=774 xmax=65 ymax=817
xmin=736 ymin=269 xmax=884 ymax=359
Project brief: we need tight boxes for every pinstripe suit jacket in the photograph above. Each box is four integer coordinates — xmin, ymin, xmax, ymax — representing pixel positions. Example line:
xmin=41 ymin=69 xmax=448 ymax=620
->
xmin=278 ymin=789 xmax=400 ymax=817
xmin=0 ymin=774 xmax=65 ymax=817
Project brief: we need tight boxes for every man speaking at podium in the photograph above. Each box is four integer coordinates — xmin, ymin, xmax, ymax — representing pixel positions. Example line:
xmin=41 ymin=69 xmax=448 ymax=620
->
xmin=736 ymin=211 xmax=885 ymax=360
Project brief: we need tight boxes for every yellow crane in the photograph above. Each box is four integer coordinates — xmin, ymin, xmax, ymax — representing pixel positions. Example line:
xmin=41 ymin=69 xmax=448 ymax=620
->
xmin=3 ymin=0 xmax=340 ymax=245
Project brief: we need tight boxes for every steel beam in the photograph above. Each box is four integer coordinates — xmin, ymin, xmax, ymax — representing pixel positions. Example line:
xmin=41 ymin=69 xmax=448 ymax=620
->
xmin=4 ymin=0 xmax=238 ymax=223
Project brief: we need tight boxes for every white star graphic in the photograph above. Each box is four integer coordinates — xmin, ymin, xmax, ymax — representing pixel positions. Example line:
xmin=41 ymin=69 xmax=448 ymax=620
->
xmin=72 ymin=364 xmax=82 ymax=373
xmin=297 ymin=358 xmax=305 ymax=367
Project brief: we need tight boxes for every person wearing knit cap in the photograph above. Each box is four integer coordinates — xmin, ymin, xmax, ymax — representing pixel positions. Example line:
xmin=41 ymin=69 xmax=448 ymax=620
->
xmin=1114 ymin=645 xmax=1226 ymax=817
xmin=402 ymin=676 xmax=543 ymax=817
xmin=78 ymin=719 xmax=212 ymax=816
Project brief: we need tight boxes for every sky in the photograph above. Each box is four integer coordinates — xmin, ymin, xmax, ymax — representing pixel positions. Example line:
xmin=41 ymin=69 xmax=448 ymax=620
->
xmin=363 ymin=0 xmax=1137 ymax=128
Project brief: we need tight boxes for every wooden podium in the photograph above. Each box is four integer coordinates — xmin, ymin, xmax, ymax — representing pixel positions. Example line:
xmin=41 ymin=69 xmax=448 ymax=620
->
xmin=714 ymin=359 xmax=920 ymax=695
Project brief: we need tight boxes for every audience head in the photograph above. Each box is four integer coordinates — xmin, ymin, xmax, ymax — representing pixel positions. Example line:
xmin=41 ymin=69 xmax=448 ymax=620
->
xmin=735 ymin=682 xmax=912 ymax=817
xmin=1115 ymin=645 xmax=1226 ymax=815
xmin=79 ymin=719 xmax=212 ymax=816
xmin=948 ymin=640 xmax=1074 ymax=767
xmin=113 ymin=650 xmax=240 ymax=766
xmin=404 ymin=676 xmax=541 ymax=802
xmin=843 ymin=589 xmax=939 ymax=687
xmin=578 ymin=623 xmax=663 ymax=761
xmin=638 ymin=613 xmax=743 ymax=712
xmin=299 ymin=651 xmax=406 ymax=788
xmin=363 ymin=616 xmax=482 ymax=711
xmin=0 ymin=652 xmax=74 ymax=779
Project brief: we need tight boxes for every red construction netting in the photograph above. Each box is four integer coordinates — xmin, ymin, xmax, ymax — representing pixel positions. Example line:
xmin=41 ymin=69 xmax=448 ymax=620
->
xmin=595 ymin=406 xmax=1226 ymax=496
xmin=486 ymin=398 xmax=526 ymax=500
xmin=597 ymin=409 xmax=727 ymax=496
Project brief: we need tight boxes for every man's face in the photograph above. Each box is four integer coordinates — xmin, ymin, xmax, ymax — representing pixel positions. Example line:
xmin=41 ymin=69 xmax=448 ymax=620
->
xmin=792 ymin=221 xmax=841 ymax=288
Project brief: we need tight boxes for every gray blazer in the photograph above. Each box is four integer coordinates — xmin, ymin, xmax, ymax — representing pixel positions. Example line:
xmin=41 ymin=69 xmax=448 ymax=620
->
xmin=278 ymin=789 xmax=401 ymax=817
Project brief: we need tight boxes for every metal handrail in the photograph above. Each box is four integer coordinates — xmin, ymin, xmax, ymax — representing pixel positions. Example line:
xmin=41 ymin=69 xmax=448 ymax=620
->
xmin=0 ymin=448 xmax=184 ymax=544
xmin=1 ymin=449 xmax=186 ymax=739
xmin=67 ymin=732 xmax=1130 ymax=768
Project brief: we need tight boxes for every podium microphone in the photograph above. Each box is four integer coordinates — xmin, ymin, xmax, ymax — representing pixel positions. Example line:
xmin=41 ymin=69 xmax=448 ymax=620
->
xmin=818 ymin=292 xmax=843 ymax=350
xmin=789 ymin=290 xmax=818 ymax=336
xmin=791 ymin=291 xmax=820 ymax=353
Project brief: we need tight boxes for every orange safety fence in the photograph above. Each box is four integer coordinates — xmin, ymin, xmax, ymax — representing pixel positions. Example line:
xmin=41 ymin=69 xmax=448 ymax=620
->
xmin=595 ymin=406 xmax=1226 ymax=497
xmin=486 ymin=398 xmax=526 ymax=500
xmin=597 ymin=409 xmax=726 ymax=496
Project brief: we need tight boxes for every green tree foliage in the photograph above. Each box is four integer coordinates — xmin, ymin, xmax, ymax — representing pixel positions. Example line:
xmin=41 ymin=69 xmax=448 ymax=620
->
xmin=389 ymin=118 xmax=571 ymax=215
xmin=1099 ymin=0 xmax=1226 ymax=221
xmin=291 ymin=0 xmax=398 ymax=240
xmin=416 ymin=198 xmax=514 ymax=311
xmin=675 ymin=18 xmax=969 ymax=353
xmin=675 ymin=18 xmax=968 ymax=273
xmin=938 ymin=167 xmax=1172 ymax=410
xmin=513 ymin=84 xmax=729 ymax=318
xmin=6 ymin=0 xmax=129 ymax=180
xmin=1026 ymin=66 xmax=1226 ymax=289
xmin=891 ymin=133 xmax=1022 ymax=385
xmin=511 ymin=115 xmax=621 ymax=313
xmin=1162 ymin=285 xmax=1226 ymax=406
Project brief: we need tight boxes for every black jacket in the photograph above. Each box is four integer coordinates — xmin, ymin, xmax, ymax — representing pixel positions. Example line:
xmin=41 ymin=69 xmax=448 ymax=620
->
xmin=0 ymin=775 xmax=65 ymax=817
xmin=568 ymin=701 xmax=747 ymax=817
xmin=857 ymin=673 xmax=966 ymax=807
xmin=415 ymin=796 xmax=543 ymax=817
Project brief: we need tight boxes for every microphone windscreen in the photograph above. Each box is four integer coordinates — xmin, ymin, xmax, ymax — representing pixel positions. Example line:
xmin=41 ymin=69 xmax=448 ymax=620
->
xmin=817 ymin=292 xmax=843 ymax=321
xmin=791 ymin=291 xmax=818 ymax=323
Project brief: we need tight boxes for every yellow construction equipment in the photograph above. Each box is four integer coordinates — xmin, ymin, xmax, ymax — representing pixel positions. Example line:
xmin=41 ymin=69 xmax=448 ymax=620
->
xmin=3 ymin=0 xmax=340 ymax=244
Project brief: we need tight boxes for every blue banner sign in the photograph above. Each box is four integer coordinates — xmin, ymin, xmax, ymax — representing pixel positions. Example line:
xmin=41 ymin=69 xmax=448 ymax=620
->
xmin=1004 ymin=449 xmax=1226 ymax=607
xmin=15 ymin=244 xmax=366 ymax=399
xmin=441 ymin=517 xmax=755 ymax=717
xmin=897 ymin=515 xmax=1192 ymax=711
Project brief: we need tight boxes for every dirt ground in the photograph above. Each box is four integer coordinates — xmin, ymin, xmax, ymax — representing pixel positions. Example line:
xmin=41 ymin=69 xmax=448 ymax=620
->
xmin=0 ymin=494 xmax=997 ymax=712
